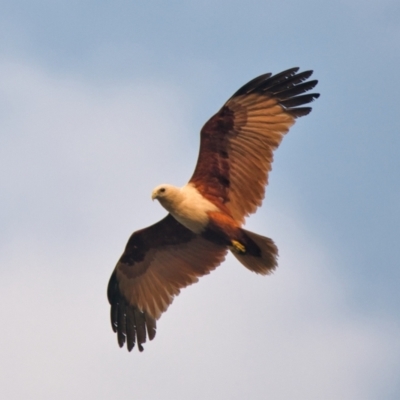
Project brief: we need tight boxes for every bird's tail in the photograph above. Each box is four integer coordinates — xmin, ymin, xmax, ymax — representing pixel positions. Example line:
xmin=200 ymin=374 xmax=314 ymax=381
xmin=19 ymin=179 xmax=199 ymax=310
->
xmin=230 ymin=229 xmax=278 ymax=275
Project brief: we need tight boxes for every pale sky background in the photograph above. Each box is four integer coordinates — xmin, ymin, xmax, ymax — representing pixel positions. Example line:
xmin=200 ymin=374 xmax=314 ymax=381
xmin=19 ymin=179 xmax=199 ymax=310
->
xmin=1 ymin=1 xmax=400 ymax=399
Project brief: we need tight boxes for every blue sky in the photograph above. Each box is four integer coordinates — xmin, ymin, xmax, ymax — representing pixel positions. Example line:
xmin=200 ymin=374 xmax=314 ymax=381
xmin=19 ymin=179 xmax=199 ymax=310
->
xmin=1 ymin=1 xmax=399 ymax=399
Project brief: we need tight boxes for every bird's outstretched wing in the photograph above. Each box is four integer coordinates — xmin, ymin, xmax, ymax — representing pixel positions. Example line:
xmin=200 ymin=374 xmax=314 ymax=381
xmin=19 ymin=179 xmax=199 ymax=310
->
xmin=107 ymin=214 xmax=227 ymax=351
xmin=190 ymin=67 xmax=319 ymax=224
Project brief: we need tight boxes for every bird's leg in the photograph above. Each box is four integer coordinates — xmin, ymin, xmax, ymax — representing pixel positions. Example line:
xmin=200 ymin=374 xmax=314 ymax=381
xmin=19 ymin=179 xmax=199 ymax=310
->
xmin=229 ymin=240 xmax=246 ymax=254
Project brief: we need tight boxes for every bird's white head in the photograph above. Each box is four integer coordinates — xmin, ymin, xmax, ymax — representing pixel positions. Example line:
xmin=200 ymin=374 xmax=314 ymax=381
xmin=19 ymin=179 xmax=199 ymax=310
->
xmin=151 ymin=184 xmax=182 ymax=210
xmin=152 ymin=184 xmax=171 ymax=200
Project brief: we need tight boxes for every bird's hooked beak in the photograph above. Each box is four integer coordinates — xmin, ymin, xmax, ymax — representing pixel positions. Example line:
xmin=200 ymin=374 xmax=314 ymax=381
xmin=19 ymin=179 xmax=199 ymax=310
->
xmin=151 ymin=191 xmax=157 ymax=201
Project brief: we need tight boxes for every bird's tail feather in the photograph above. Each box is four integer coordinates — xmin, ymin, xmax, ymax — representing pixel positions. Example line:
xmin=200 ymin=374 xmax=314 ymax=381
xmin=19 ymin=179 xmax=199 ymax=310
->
xmin=231 ymin=229 xmax=278 ymax=275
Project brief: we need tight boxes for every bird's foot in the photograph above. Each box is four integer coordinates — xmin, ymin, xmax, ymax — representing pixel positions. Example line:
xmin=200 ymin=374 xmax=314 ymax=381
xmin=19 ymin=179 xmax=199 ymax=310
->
xmin=230 ymin=240 xmax=246 ymax=254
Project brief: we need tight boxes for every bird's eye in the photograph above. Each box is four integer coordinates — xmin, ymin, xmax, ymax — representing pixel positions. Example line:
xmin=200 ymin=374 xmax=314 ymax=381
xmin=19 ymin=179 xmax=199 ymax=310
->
xmin=160 ymin=188 xmax=166 ymax=193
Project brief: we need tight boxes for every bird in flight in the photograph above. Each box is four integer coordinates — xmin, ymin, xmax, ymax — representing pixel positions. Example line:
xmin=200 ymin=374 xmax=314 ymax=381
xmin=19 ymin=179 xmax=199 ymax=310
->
xmin=107 ymin=67 xmax=319 ymax=351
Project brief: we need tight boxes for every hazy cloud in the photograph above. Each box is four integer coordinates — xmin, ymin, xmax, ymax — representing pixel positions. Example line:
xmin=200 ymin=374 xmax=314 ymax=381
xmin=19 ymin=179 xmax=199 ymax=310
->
xmin=1 ymin=61 xmax=399 ymax=399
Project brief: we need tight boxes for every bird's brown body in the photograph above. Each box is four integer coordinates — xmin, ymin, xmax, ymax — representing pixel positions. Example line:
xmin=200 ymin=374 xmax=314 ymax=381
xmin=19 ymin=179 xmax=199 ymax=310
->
xmin=108 ymin=67 xmax=320 ymax=351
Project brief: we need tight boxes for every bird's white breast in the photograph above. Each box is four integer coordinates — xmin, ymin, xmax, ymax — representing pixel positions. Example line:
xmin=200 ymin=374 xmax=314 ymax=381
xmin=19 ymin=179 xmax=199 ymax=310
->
xmin=164 ymin=184 xmax=218 ymax=234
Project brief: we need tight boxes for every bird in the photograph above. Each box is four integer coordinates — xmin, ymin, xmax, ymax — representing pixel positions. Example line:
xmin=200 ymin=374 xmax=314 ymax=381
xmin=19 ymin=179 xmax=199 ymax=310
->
xmin=107 ymin=67 xmax=319 ymax=351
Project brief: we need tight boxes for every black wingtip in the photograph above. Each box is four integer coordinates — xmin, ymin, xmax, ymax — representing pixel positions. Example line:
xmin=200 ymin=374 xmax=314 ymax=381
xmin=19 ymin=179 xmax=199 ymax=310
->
xmin=107 ymin=270 xmax=157 ymax=353
xmin=267 ymin=67 xmax=300 ymax=84
xmin=230 ymin=68 xmax=319 ymax=116
xmin=230 ymin=72 xmax=272 ymax=97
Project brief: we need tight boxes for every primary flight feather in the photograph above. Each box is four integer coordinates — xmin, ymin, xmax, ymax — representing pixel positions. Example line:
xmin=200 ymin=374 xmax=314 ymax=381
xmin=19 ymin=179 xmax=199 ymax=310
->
xmin=107 ymin=67 xmax=319 ymax=351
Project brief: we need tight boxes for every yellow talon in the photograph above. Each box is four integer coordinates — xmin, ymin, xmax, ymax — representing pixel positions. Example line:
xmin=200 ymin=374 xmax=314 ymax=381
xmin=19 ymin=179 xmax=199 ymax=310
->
xmin=230 ymin=240 xmax=246 ymax=254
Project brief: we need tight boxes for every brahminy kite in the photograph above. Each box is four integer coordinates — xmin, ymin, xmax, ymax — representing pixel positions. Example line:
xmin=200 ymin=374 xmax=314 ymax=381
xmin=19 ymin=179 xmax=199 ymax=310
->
xmin=107 ymin=67 xmax=319 ymax=351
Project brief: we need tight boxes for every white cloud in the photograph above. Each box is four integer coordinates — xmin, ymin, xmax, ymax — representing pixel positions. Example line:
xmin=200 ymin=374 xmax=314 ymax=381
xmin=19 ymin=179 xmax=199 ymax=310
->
xmin=0 ymin=60 xmax=399 ymax=399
